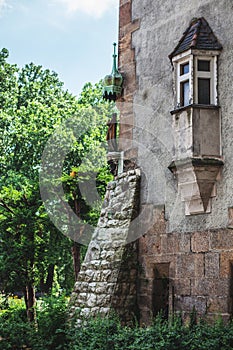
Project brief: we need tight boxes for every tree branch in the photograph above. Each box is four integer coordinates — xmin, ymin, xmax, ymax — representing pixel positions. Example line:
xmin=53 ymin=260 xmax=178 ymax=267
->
xmin=0 ymin=201 xmax=15 ymax=215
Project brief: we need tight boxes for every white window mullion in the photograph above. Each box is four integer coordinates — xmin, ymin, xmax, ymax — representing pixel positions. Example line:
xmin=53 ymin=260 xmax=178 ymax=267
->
xmin=173 ymin=62 xmax=178 ymax=109
xmin=177 ymin=64 xmax=181 ymax=107
xmin=213 ymin=55 xmax=218 ymax=105
xmin=194 ymin=56 xmax=198 ymax=104
xmin=177 ymin=60 xmax=190 ymax=107
xmin=190 ymin=55 xmax=194 ymax=104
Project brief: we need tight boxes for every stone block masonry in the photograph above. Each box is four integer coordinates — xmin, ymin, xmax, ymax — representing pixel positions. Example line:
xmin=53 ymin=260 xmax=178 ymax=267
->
xmin=138 ymin=207 xmax=233 ymax=324
xmin=70 ymin=169 xmax=140 ymax=324
xmin=117 ymin=0 xmax=140 ymax=163
xmin=117 ymin=0 xmax=233 ymax=324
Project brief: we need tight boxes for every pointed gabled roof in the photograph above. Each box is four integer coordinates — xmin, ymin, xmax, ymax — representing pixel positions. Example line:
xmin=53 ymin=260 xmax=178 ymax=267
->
xmin=169 ymin=17 xmax=222 ymax=59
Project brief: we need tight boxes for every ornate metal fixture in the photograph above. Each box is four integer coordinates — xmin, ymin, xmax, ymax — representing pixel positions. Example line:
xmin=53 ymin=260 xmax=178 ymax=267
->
xmin=103 ymin=43 xmax=123 ymax=101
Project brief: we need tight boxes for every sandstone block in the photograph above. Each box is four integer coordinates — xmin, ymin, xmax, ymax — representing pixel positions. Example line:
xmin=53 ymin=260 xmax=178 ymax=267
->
xmin=179 ymin=233 xmax=191 ymax=253
xmin=173 ymin=278 xmax=191 ymax=296
xmin=194 ymin=255 xmax=205 ymax=278
xmin=191 ymin=278 xmax=229 ymax=297
xmin=211 ymin=229 xmax=233 ymax=250
xmin=220 ymin=251 xmax=233 ymax=277
xmin=207 ymin=297 xmax=229 ymax=314
xmin=205 ymin=253 xmax=219 ymax=278
xmin=161 ymin=233 xmax=179 ymax=254
xmin=119 ymin=31 xmax=133 ymax=55
xmin=119 ymin=2 xmax=131 ymax=27
xmin=176 ymin=253 xmax=204 ymax=278
xmin=191 ymin=279 xmax=214 ymax=296
xmin=175 ymin=296 xmax=207 ymax=314
xmin=191 ymin=231 xmax=210 ymax=253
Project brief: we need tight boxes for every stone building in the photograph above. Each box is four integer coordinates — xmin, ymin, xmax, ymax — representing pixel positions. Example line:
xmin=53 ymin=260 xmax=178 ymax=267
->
xmin=71 ymin=0 xmax=233 ymax=324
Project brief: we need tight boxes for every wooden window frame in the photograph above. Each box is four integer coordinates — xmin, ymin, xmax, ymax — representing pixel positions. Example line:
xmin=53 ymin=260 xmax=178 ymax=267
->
xmin=176 ymin=56 xmax=192 ymax=107
xmin=172 ymin=50 xmax=219 ymax=109
xmin=194 ymin=55 xmax=217 ymax=105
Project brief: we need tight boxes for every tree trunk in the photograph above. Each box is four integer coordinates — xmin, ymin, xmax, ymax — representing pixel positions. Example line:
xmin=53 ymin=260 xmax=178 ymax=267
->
xmin=40 ymin=264 xmax=55 ymax=295
xmin=23 ymin=284 xmax=36 ymax=322
xmin=72 ymin=242 xmax=81 ymax=281
xmin=45 ymin=264 xmax=55 ymax=294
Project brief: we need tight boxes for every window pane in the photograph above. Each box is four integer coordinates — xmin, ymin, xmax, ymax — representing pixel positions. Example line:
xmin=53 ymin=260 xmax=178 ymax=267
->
xmin=180 ymin=63 xmax=189 ymax=75
xmin=198 ymin=60 xmax=210 ymax=71
xmin=181 ymin=81 xmax=189 ymax=106
xmin=198 ymin=78 xmax=210 ymax=104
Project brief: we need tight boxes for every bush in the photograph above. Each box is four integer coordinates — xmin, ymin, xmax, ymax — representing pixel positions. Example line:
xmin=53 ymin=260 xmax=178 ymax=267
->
xmin=36 ymin=295 xmax=69 ymax=350
xmin=0 ymin=294 xmax=69 ymax=350
xmin=1 ymin=297 xmax=233 ymax=350
xmin=66 ymin=313 xmax=233 ymax=350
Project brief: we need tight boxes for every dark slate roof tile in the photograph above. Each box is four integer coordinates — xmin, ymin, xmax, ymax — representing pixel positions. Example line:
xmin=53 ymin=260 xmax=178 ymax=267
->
xmin=169 ymin=17 xmax=222 ymax=59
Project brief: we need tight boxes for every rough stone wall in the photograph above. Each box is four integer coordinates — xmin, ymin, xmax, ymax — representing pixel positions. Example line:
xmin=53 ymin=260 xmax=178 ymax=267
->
xmin=71 ymin=0 xmax=233 ymax=325
xmin=138 ymin=207 xmax=233 ymax=324
xmin=130 ymin=0 xmax=233 ymax=231
xmin=117 ymin=0 xmax=233 ymax=323
xmin=70 ymin=170 xmax=140 ymax=324
xmin=118 ymin=0 xmax=140 ymax=163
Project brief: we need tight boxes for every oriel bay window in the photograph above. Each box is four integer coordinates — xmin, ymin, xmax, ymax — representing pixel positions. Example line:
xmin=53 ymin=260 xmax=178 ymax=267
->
xmin=168 ymin=18 xmax=223 ymax=215
xmin=172 ymin=52 xmax=218 ymax=109
xmin=169 ymin=18 xmax=222 ymax=110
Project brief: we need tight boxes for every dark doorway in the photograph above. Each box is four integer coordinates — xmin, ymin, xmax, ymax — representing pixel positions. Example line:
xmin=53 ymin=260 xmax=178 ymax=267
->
xmin=152 ymin=263 xmax=170 ymax=320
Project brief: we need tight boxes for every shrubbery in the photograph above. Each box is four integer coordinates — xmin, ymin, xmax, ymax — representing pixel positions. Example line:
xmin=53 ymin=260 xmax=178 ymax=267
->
xmin=1 ymin=296 xmax=233 ymax=350
xmin=67 ymin=314 xmax=233 ymax=350
xmin=0 ymin=295 xmax=69 ymax=350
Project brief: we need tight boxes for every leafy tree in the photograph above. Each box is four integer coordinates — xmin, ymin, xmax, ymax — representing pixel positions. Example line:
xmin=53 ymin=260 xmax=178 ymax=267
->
xmin=0 ymin=48 xmax=114 ymax=321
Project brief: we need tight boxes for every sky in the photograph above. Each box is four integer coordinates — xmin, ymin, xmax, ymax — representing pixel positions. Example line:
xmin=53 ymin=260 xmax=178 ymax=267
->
xmin=0 ymin=0 xmax=119 ymax=96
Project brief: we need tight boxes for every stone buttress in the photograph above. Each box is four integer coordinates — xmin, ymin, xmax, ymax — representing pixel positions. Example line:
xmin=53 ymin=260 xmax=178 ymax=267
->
xmin=70 ymin=169 xmax=140 ymax=324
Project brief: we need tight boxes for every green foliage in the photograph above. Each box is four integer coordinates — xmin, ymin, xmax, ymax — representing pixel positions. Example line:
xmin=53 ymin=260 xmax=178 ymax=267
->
xmin=0 ymin=47 xmax=114 ymax=315
xmin=66 ymin=314 xmax=233 ymax=350
xmin=36 ymin=295 xmax=69 ymax=350
xmin=2 ymin=303 xmax=233 ymax=350
xmin=0 ymin=295 xmax=69 ymax=350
